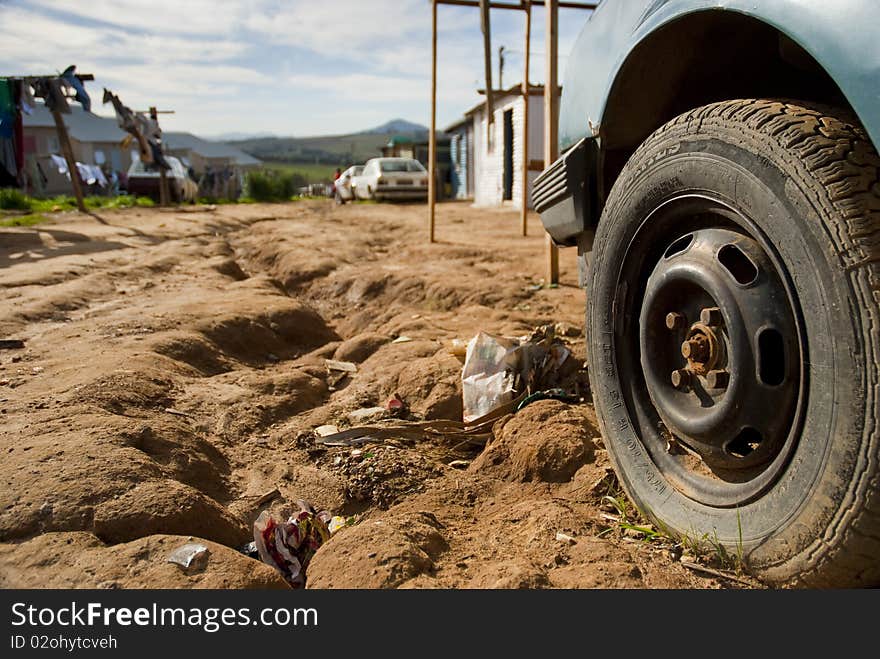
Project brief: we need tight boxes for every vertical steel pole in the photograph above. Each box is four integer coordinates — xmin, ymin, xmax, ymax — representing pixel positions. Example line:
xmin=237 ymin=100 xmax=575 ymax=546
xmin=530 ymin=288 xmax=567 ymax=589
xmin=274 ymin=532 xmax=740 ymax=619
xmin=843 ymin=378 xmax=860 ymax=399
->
xmin=544 ymin=0 xmax=559 ymax=284
xmin=520 ymin=0 xmax=531 ymax=236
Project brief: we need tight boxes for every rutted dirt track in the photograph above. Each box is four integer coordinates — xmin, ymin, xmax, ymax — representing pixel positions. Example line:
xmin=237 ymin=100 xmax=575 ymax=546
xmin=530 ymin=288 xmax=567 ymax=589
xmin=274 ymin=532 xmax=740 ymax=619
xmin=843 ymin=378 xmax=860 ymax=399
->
xmin=0 ymin=200 xmax=744 ymax=589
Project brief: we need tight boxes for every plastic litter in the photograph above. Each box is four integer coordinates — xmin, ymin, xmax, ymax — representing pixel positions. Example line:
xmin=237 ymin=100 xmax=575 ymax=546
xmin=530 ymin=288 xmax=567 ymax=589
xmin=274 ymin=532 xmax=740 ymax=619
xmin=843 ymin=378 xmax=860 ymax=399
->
xmin=461 ymin=332 xmax=522 ymax=423
xmin=347 ymin=406 xmax=387 ymax=424
xmin=167 ymin=543 xmax=210 ymax=571
xmin=461 ymin=326 xmax=575 ymax=422
xmin=325 ymin=359 xmax=358 ymax=373
xmin=385 ymin=393 xmax=406 ymax=415
xmin=315 ymin=424 xmax=340 ymax=437
xmin=328 ymin=516 xmax=347 ymax=534
xmin=253 ymin=501 xmax=332 ymax=588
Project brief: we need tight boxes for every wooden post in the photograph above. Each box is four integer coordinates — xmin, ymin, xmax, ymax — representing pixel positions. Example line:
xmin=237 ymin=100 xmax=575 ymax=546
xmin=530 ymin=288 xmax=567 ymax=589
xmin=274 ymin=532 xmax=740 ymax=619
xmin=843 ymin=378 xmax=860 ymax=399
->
xmin=159 ymin=169 xmax=170 ymax=206
xmin=479 ymin=0 xmax=494 ymax=124
xmin=429 ymin=0 xmax=438 ymax=243
xmin=520 ymin=0 xmax=531 ymax=237
xmin=544 ymin=0 xmax=559 ymax=284
xmin=51 ymin=110 xmax=87 ymax=212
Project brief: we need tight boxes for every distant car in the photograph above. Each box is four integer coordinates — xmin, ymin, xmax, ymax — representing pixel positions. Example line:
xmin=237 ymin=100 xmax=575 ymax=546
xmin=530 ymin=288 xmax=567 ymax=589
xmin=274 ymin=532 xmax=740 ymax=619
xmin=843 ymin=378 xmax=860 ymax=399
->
xmin=353 ymin=157 xmax=428 ymax=201
xmin=126 ymin=156 xmax=198 ymax=203
xmin=334 ymin=165 xmax=363 ymax=204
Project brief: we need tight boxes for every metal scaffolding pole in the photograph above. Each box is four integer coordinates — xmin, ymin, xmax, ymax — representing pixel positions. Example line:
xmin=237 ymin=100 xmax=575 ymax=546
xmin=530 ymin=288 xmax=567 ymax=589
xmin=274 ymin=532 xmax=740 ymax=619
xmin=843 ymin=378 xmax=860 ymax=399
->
xmin=544 ymin=0 xmax=559 ymax=284
xmin=520 ymin=1 xmax=531 ymax=236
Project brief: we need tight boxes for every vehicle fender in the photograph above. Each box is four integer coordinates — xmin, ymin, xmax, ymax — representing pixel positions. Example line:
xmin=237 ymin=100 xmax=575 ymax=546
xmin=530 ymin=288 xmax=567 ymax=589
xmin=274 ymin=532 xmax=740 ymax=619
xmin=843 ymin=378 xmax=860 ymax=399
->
xmin=561 ymin=0 xmax=880 ymax=153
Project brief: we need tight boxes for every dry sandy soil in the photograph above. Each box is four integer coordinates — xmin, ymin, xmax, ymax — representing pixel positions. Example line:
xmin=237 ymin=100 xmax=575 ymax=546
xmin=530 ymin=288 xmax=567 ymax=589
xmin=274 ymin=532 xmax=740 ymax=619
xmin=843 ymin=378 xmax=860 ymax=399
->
xmin=0 ymin=200 xmax=754 ymax=589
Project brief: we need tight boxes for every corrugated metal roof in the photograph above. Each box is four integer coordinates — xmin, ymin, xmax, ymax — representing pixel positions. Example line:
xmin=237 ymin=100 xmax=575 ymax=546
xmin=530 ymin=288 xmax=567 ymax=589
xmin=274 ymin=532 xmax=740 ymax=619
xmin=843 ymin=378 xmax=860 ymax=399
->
xmin=163 ymin=132 xmax=261 ymax=166
xmin=23 ymin=102 xmax=260 ymax=166
xmin=23 ymin=103 xmax=127 ymax=142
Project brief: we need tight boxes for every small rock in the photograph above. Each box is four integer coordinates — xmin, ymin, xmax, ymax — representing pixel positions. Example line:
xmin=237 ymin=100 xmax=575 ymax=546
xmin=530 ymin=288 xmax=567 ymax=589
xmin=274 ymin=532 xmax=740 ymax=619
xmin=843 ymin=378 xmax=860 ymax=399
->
xmin=555 ymin=532 xmax=576 ymax=545
xmin=315 ymin=424 xmax=339 ymax=437
xmin=347 ymin=406 xmax=387 ymax=424
xmin=31 ymin=367 xmax=44 ymax=374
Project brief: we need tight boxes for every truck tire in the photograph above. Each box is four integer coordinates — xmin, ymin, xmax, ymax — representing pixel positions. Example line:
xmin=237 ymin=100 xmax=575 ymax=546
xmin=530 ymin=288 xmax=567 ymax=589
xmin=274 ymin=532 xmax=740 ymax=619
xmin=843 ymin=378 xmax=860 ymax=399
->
xmin=587 ymin=99 xmax=880 ymax=586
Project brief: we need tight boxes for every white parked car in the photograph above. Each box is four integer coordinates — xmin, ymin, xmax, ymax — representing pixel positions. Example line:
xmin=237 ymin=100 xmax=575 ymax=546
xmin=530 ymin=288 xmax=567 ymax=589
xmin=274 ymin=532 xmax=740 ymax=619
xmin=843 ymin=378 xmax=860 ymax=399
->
xmin=353 ymin=157 xmax=428 ymax=202
xmin=334 ymin=165 xmax=363 ymax=203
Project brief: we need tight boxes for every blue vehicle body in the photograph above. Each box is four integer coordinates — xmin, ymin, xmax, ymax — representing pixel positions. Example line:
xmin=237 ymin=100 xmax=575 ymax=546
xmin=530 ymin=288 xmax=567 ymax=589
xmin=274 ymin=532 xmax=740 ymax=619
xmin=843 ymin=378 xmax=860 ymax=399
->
xmin=536 ymin=0 xmax=880 ymax=246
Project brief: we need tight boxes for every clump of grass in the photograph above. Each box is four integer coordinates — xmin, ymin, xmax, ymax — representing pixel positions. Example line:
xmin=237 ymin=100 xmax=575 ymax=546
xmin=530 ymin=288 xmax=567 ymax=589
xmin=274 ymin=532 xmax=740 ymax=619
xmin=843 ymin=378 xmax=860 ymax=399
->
xmin=0 ymin=213 xmax=49 ymax=227
xmin=0 ymin=188 xmax=32 ymax=211
xmin=244 ymin=170 xmax=307 ymax=202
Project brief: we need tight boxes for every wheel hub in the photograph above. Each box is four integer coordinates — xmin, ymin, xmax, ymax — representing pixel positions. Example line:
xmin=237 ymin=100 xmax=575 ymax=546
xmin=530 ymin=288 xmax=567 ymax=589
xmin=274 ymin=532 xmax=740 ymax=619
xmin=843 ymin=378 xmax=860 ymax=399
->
xmin=639 ymin=228 xmax=800 ymax=472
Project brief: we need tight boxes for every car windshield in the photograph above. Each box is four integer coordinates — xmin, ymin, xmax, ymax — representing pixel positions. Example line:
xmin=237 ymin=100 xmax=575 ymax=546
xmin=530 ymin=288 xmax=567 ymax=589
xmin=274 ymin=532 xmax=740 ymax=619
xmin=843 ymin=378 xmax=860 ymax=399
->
xmin=379 ymin=159 xmax=424 ymax=173
xmin=353 ymin=166 xmax=364 ymax=175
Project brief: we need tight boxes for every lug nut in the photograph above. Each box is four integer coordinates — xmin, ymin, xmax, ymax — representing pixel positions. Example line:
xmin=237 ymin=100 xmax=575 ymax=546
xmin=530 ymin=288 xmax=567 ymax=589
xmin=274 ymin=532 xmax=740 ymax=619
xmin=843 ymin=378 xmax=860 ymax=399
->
xmin=681 ymin=336 xmax=709 ymax=362
xmin=706 ymin=369 xmax=729 ymax=389
xmin=671 ymin=369 xmax=691 ymax=389
xmin=700 ymin=307 xmax=723 ymax=326
xmin=665 ymin=312 xmax=686 ymax=330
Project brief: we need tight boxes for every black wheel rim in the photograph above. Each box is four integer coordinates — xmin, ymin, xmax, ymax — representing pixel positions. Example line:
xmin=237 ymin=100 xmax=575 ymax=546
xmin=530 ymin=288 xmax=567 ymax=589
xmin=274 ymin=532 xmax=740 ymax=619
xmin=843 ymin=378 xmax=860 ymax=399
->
xmin=615 ymin=193 xmax=806 ymax=508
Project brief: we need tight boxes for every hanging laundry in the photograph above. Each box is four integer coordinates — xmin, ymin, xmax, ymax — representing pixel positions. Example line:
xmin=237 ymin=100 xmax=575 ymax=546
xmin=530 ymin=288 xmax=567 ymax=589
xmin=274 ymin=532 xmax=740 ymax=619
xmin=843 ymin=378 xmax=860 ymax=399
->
xmin=50 ymin=154 xmax=69 ymax=176
xmin=12 ymin=81 xmax=24 ymax=177
xmin=0 ymin=79 xmax=15 ymax=139
xmin=32 ymin=77 xmax=70 ymax=114
xmin=60 ymin=65 xmax=90 ymax=112
xmin=103 ymin=88 xmax=154 ymax=166
xmin=19 ymin=79 xmax=36 ymax=115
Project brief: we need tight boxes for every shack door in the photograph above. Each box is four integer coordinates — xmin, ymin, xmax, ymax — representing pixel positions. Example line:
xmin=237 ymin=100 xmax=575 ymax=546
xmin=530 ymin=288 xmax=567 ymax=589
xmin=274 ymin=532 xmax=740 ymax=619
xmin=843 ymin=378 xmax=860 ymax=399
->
xmin=503 ymin=108 xmax=513 ymax=201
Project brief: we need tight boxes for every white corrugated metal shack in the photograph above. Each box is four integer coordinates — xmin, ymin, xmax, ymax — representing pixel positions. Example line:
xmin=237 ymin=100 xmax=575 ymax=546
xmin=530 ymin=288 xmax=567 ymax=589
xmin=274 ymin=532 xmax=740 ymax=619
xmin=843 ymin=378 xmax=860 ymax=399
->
xmin=445 ymin=84 xmax=553 ymax=209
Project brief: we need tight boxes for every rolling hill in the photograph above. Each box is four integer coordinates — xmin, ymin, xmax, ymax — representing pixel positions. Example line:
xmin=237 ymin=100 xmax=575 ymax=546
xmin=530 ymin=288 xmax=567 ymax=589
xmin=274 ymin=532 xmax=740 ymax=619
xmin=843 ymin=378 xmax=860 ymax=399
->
xmin=229 ymin=119 xmax=429 ymax=167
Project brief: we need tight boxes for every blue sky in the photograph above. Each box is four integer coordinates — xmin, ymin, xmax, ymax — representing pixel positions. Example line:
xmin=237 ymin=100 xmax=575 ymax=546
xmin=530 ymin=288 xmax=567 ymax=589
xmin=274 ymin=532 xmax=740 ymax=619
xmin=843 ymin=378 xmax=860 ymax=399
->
xmin=0 ymin=0 xmax=592 ymax=138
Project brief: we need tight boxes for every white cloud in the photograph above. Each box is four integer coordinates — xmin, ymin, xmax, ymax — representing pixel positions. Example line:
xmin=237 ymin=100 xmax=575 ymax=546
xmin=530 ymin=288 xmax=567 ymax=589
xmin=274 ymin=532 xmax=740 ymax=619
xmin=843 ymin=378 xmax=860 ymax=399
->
xmin=29 ymin=0 xmax=252 ymax=36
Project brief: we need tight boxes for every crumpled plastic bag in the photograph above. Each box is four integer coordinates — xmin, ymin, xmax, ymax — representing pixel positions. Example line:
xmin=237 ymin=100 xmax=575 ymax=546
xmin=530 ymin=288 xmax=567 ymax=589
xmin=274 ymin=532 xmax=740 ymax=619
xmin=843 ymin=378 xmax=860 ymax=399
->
xmin=461 ymin=332 xmax=524 ymax=423
xmin=460 ymin=327 xmax=573 ymax=423
xmin=253 ymin=501 xmax=331 ymax=588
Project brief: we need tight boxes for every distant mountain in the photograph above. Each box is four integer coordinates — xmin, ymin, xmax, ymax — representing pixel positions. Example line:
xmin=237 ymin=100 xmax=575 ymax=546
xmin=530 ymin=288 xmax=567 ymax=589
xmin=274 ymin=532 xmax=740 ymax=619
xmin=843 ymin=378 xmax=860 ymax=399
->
xmin=206 ymin=131 xmax=276 ymax=142
xmin=361 ymin=119 xmax=428 ymax=135
xmin=229 ymin=119 xmax=430 ymax=168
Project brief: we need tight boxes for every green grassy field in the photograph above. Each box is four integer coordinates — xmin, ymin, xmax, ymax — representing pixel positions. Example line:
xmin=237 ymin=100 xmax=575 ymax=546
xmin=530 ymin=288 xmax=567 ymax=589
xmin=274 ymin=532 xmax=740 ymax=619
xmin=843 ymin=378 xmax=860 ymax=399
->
xmin=258 ymin=162 xmax=338 ymax=183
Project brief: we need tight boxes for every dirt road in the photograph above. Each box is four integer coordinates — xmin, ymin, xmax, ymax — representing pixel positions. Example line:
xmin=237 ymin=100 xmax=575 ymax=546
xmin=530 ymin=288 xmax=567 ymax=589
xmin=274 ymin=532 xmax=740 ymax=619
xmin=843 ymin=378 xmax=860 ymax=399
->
xmin=0 ymin=200 xmax=748 ymax=588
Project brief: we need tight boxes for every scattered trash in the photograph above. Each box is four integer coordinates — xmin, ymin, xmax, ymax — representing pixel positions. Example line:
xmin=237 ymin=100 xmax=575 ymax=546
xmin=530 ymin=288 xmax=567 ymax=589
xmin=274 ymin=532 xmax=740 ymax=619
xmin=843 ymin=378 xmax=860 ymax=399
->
xmin=328 ymin=516 xmax=347 ymax=534
xmin=239 ymin=541 xmax=259 ymax=559
xmin=266 ymin=353 xmax=280 ymax=363
xmin=555 ymin=532 xmax=576 ymax=545
xmin=31 ymin=367 xmax=44 ymax=374
xmin=163 ymin=407 xmax=192 ymax=418
xmin=325 ymin=359 xmax=358 ymax=373
xmin=461 ymin=325 xmax=576 ymax=422
xmin=392 ymin=335 xmax=414 ymax=344
xmin=554 ymin=321 xmax=581 ymax=338
xmin=254 ymin=488 xmax=281 ymax=508
xmin=253 ymin=501 xmax=332 ymax=588
xmin=448 ymin=338 xmax=469 ymax=362
xmin=0 ymin=340 xmax=25 ymax=350
xmin=315 ymin=424 xmax=340 ymax=438
xmin=448 ymin=459 xmax=470 ymax=469
xmin=167 ymin=543 xmax=210 ymax=571
xmin=347 ymin=406 xmax=387 ymax=424
xmin=461 ymin=332 xmax=523 ymax=423
xmin=516 ymin=388 xmax=579 ymax=411
xmin=385 ymin=393 xmax=406 ymax=415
